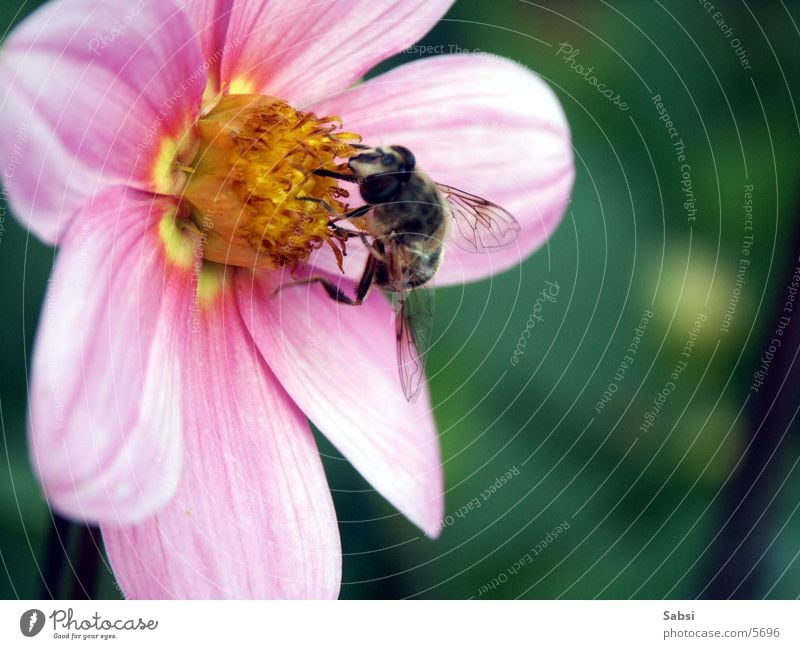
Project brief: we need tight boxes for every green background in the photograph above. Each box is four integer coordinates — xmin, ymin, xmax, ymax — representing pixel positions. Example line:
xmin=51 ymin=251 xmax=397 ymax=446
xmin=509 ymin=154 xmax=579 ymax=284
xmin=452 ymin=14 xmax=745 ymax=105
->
xmin=2 ymin=0 xmax=799 ymax=599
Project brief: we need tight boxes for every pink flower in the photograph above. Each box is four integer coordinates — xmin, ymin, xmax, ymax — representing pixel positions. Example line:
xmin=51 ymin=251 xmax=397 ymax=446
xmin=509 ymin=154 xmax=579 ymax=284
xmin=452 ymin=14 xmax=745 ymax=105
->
xmin=1 ymin=0 xmax=573 ymax=598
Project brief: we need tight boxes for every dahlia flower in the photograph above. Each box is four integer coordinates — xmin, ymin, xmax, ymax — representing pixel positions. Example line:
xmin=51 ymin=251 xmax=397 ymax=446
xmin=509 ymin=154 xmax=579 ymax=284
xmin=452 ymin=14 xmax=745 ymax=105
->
xmin=1 ymin=0 xmax=573 ymax=598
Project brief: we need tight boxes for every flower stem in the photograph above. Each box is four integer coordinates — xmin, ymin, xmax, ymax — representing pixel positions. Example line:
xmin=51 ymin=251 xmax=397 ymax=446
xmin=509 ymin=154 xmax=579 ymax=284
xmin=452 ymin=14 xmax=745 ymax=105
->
xmin=39 ymin=513 xmax=71 ymax=598
xmin=69 ymin=524 xmax=102 ymax=599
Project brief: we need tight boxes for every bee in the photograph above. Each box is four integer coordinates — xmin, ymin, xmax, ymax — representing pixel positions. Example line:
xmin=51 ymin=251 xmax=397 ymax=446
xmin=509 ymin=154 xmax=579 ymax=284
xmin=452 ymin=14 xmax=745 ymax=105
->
xmin=300 ymin=144 xmax=521 ymax=401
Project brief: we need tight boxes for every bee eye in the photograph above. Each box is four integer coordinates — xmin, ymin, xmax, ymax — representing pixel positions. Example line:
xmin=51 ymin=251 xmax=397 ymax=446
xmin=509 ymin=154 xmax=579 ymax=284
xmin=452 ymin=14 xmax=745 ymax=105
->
xmin=382 ymin=154 xmax=395 ymax=165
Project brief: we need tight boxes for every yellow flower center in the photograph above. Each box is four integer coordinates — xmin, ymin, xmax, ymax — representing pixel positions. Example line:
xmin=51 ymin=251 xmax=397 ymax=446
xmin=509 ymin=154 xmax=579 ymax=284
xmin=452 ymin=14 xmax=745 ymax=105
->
xmin=159 ymin=94 xmax=360 ymax=273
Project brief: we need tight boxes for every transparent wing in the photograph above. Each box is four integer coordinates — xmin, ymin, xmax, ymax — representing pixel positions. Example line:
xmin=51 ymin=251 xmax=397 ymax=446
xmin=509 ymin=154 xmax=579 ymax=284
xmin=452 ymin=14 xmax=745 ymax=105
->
xmin=384 ymin=244 xmax=435 ymax=402
xmin=437 ymin=183 xmax=521 ymax=253
xmin=393 ymin=285 xmax=435 ymax=402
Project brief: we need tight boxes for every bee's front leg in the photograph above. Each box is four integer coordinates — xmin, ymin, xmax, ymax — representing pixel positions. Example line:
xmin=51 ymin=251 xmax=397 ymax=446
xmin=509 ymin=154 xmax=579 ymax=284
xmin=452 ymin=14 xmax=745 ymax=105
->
xmin=297 ymin=196 xmax=370 ymax=224
xmin=312 ymin=168 xmax=360 ymax=183
xmin=296 ymin=196 xmax=372 ymax=248
xmin=274 ymin=253 xmax=378 ymax=306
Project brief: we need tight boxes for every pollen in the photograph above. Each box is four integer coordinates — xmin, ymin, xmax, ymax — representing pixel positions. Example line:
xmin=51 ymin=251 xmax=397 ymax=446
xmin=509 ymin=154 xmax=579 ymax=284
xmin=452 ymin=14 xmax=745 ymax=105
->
xmin=179 ymin=94 xmax=360 ymax=269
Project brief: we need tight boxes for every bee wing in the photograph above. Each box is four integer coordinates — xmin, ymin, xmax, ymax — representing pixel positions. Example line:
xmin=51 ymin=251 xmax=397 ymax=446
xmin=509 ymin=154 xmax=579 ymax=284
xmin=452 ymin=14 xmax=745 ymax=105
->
xmin=393 ymin=284 xmax=435 ymax=402
xmin=437 ymin=183 xmax=521 ymax=253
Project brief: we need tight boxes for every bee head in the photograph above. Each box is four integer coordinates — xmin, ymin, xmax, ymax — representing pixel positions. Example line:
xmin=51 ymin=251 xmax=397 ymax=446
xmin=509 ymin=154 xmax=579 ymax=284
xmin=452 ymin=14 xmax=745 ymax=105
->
xmin=348 ymin=145 xmax=417 ymax=204
xmin=387 ymin=145 xmax=416 ymax=173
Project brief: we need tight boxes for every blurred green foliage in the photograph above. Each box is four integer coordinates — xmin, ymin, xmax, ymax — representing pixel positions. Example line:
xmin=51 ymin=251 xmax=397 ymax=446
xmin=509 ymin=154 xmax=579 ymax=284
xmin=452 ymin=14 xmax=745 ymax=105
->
xmin=1 ymin=0 xmax=799 ymax=599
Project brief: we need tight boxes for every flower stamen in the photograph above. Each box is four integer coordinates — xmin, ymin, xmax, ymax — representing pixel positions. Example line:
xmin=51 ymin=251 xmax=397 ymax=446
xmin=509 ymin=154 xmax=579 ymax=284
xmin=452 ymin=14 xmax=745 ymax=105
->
xmin=177 ymin=94 xmax=361 ymax=270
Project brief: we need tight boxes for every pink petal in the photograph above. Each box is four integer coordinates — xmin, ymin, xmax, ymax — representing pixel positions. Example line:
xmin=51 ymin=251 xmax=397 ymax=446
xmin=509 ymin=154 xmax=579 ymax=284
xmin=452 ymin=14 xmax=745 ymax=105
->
xmin=103 ymin=278 xmax=340 ymax=598
xmin=0 ymin=0 xmax=205 ymax=244
xmin=29 ymin=187 xmax=191 ymax=525
xmin=308 ymin=54 xmax=575 ymax=285
xmin=236 ymin=270 xmax=444 ymax=538
xmin=180 ymin=0 xmax=233 ymax=92
xmin=220 ymin=0 xmax=455 ymax=105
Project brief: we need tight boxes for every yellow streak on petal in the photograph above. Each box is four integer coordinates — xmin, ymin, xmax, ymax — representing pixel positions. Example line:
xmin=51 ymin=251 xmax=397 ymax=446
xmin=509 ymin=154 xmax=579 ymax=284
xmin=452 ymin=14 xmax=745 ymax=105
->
xmin=197 ymin=261 xmax=225 ymax=307
xmin=228 ymin=76 xmax=256 ymax=95
xmin=158 ymin=212 xmax=194 ymax=269
xmin=151 ymin=136 xmax=182 ymax=195
xmin=150 ymin=120 xmax=198 ymax=195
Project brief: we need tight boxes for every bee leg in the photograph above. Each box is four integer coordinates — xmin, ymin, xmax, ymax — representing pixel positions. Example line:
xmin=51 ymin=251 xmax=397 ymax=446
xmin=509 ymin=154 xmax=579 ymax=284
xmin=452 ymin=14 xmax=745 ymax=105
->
xmin=296 ymin=197 xmax=371 ymax=248
xmin=341 ymin=204 xmax=370 ymax=219
xmin=326 ymin=203 xmax=372 ymax=224
xmin=274 ymin=254 xmax=377 ymax=305
xmin=297 ymin=195 xmax=337 ymax=216
xmin=279 ymin=276 xmax=361 ymax=305
xmin=353 ymin=253 xmax=378 ymax=302
xmin=332 ymin=227 xmax=373 ymax=255
xmin=328 ymin=206 xmax=372 ymax=244
xmin=330 ymin=227 xmax=377 ymax=259
xmin=312 ymin=168 xmax=359 ymax=183
xmin=366 ymin=238 xmax=387 ymax=263
xmin=297 ymin=196 xmax=369 ymax=222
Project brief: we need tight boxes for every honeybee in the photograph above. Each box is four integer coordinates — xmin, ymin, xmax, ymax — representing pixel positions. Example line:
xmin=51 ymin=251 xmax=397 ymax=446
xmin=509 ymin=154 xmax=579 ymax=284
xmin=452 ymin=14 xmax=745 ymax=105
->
xmin=303 ymin=144 xmax=521 ymax=401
